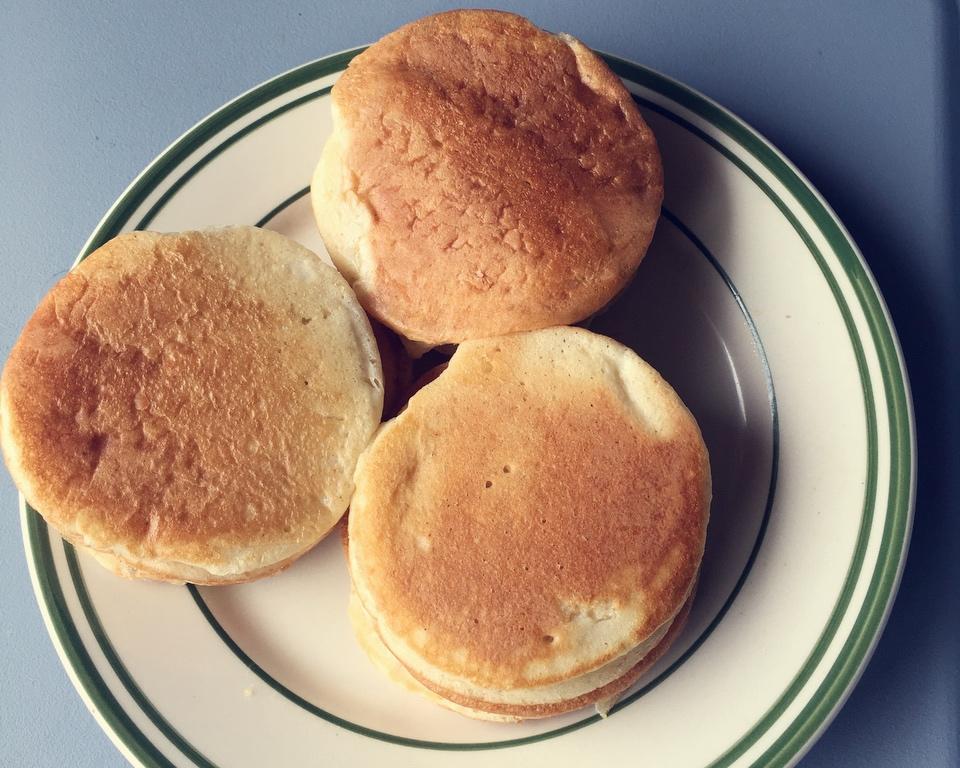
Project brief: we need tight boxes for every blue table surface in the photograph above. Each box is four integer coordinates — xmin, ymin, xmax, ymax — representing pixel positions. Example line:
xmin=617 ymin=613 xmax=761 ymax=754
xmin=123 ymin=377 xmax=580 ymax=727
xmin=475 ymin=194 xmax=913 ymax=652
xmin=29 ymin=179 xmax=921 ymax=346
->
xmin=1 ymin=2 xmax=957 ymax=766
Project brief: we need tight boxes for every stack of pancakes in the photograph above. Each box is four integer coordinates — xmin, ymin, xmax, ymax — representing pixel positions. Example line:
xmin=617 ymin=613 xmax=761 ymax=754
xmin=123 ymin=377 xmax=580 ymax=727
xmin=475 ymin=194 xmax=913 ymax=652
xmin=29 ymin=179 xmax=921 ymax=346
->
xmin=346 ymin=328 xmax=709 ymax=719
xmin=317 ymin=11 xmax=711 ymax=719
xmin=1 ymin=227 xmax=383 ymax=583
xmin=1 ymin=9 xmax=710 ymax=721
xmin=312 ymin=9 xmax=663 ymax=348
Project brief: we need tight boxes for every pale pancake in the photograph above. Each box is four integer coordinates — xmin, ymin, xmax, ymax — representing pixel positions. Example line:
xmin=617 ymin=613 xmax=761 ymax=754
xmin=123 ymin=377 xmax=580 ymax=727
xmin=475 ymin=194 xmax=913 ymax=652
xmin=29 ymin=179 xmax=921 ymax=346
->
xmin=79 ymin=542 xmax=311 ymax=585
xmin=1 ymin=226 xmax=383 ymax=584
xmin=349 ymin=326 xmax=710 ymax=708
xmin=313 ymin=10 xmax=663 ymax=345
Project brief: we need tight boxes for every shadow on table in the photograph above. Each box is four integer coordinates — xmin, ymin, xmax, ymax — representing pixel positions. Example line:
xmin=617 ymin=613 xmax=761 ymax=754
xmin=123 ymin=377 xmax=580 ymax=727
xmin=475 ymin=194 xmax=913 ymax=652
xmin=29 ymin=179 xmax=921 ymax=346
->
xmin=804 ymin=1 xmax=960 ymax=764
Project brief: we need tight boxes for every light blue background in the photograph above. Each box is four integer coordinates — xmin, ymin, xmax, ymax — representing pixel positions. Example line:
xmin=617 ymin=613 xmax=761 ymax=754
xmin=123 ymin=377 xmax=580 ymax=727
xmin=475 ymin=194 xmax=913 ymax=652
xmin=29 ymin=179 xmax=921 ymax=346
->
xmin=1 ymin=2 xmax=957 ymax=766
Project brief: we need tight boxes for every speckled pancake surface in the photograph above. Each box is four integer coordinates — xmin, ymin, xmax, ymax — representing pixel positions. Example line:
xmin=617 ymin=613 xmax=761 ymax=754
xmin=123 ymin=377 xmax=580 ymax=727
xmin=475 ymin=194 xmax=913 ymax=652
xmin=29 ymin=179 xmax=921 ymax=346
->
xmin=348 ymin=326 xmax=710 ymax=709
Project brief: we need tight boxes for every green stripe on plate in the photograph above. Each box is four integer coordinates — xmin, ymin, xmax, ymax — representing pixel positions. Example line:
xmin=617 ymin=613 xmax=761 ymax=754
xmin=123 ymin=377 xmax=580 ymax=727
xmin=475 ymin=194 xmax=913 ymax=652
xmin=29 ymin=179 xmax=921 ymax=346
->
xmin=255 ymin=186 xmax=315 ymax=228
xmin=77 ymin=50 xmax=360 ymax=261
xmin=608 ymin=55 xmax=912 ymax=768
xmin=135 ymin=87 xmax=330 ymax=231
xmin=63 ymin=542 xmax=221 ymax=768
xmin=617 ymin=89 xmax=879 ymax=768
xmin=24 ymin=503 xmax=177 ymax=768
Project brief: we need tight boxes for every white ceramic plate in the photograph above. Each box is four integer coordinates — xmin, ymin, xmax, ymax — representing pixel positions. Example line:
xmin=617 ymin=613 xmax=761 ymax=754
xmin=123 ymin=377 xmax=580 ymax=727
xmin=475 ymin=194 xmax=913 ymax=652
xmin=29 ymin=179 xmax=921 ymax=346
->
xmin=20 ymin=49 xmax=914 ymax=768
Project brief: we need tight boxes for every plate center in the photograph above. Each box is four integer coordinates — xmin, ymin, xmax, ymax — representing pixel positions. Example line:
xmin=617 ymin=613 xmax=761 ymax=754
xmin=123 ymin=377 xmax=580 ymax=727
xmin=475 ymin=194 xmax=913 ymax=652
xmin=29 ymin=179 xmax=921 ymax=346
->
xmin=194 ymin=198 xmax=776 ymax=744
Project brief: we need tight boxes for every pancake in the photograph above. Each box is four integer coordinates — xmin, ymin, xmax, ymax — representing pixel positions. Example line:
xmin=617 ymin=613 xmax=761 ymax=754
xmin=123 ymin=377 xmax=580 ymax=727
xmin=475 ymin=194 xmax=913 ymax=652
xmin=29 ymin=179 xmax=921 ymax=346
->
xmin=1 ymin=226 xmax=383 ymax=584
xmin=402 ymin=584 xmax=695 ymax=719
xmin=313 ymin=10 xmax=663 ymax=346
xmin=347 ymin=584 xmax=521 ymax=723
xmin=79 ymin=541 xmax=308 ymax=585
xmin=347 ymin=534 xmax=697 ymax=720
xmin=348 ymin=326 xmax=710 ymax=715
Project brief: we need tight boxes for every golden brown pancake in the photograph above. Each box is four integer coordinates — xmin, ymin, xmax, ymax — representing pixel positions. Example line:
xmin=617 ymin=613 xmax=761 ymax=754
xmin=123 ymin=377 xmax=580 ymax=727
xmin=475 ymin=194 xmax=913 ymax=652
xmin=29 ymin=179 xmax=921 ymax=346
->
xmin=313 ymin=10 xmax=663 ymax=345
xmin=348 ymin=326 xmax=709 ymax=715
xmin=1 ymin=226 xmax=383 ymax=584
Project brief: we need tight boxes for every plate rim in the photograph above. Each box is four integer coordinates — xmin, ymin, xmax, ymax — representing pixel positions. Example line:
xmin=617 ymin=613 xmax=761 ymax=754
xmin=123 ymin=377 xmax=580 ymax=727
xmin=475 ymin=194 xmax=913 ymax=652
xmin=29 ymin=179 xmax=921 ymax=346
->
xmin=602 ymin=51 xmax=916 ymax=766
xmin=18 ymin=45 xmax=916 ymax=768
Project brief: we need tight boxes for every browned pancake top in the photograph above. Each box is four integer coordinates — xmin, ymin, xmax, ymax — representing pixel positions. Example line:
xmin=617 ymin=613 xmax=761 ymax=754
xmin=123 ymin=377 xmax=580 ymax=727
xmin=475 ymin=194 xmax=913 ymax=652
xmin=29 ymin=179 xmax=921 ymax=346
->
xmin=330 ymin=9 xmax=663 ymax=344
xmin=350 ymin=328 xmax=709 ymax=689
xmin=1 ymin=228 xmax=381 ymax=577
